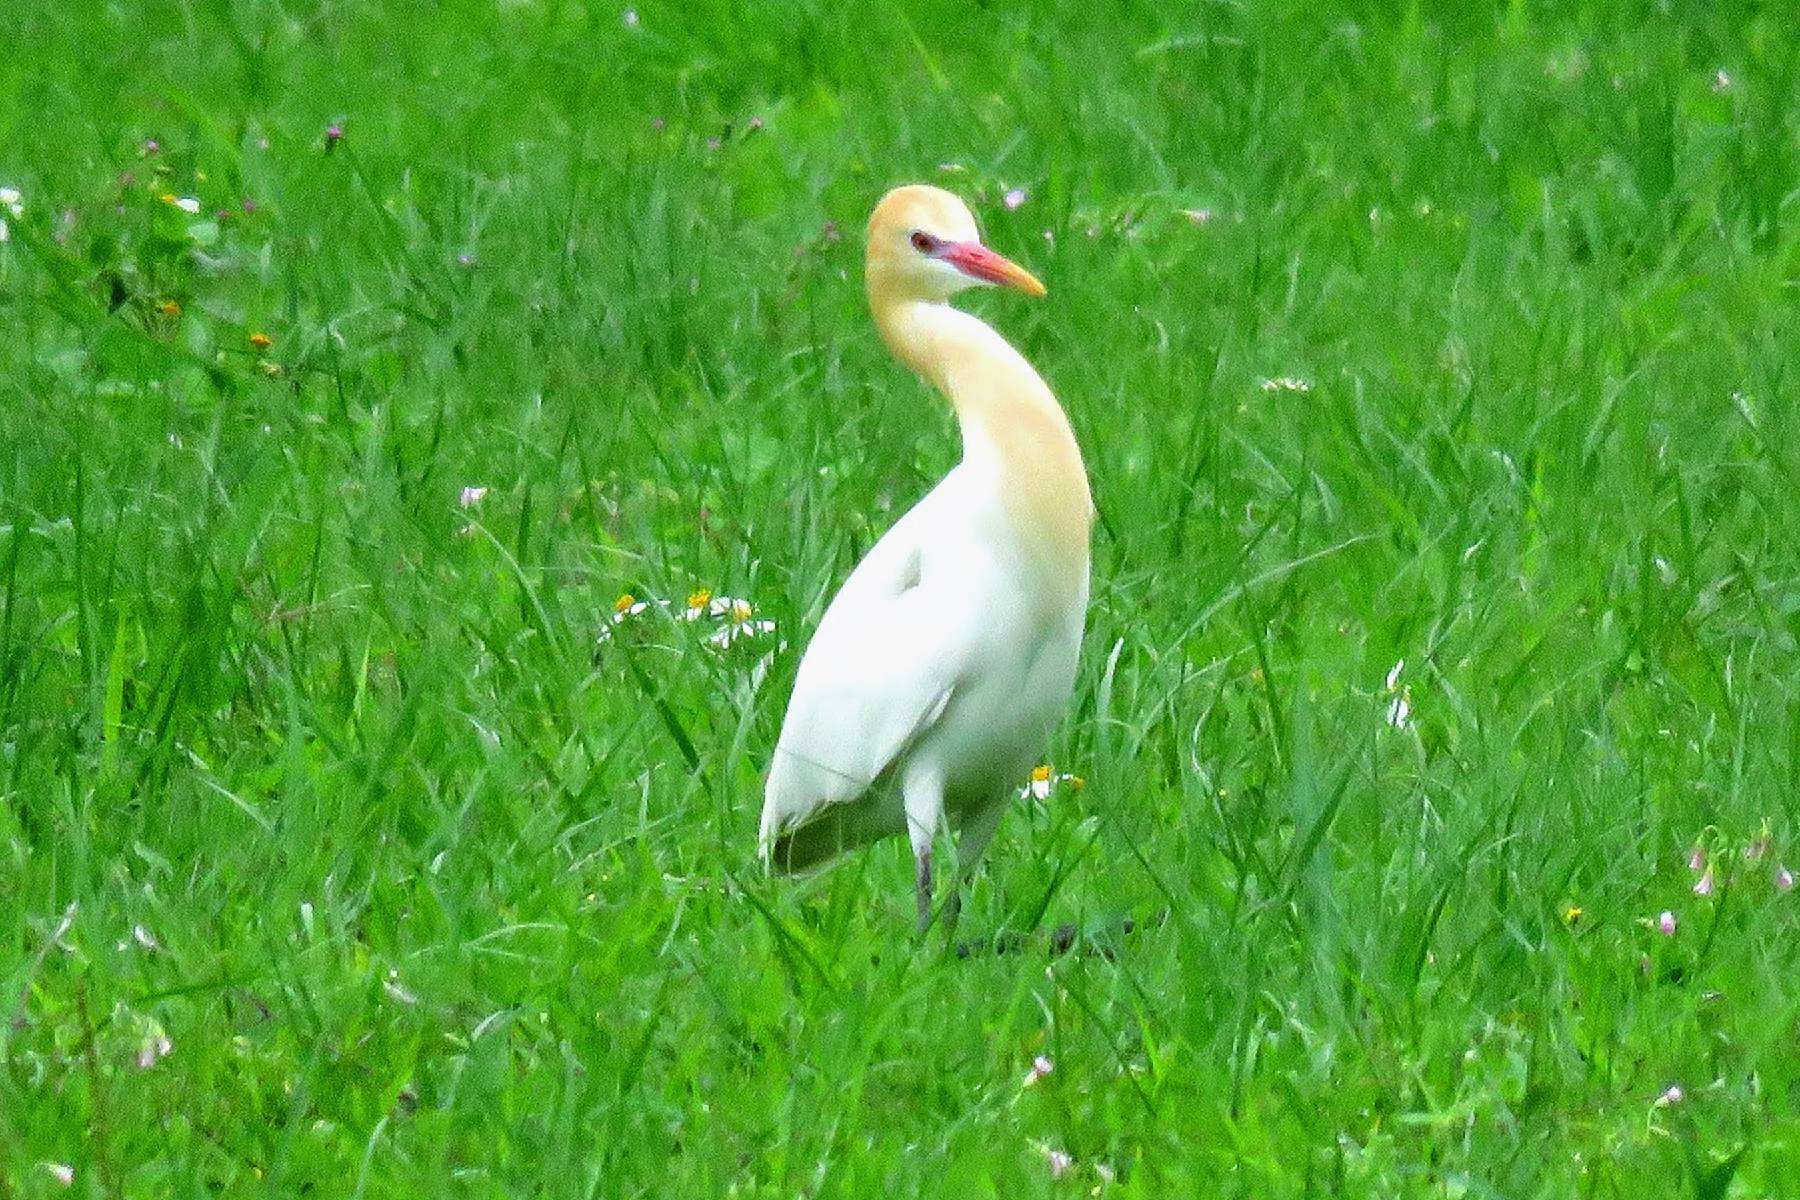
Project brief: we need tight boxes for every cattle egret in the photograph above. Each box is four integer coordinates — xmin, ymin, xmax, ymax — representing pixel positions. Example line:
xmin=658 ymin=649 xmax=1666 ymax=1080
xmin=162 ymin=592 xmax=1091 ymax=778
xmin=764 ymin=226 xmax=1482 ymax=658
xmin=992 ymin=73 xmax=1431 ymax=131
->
xmin=760 ymin=184 xmax=1093 ymax=933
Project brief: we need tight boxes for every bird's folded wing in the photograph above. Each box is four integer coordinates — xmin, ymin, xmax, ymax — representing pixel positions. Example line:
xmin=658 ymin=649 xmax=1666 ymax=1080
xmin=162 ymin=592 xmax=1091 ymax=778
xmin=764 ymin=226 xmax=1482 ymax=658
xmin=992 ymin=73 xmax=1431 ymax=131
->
xmin=759 ymin=516 xmax=967 ymax=858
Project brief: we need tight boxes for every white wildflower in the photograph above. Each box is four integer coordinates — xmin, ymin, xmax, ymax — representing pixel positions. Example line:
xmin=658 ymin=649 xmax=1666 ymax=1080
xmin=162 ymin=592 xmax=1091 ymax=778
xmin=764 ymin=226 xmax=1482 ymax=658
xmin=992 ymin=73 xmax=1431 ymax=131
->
xmin=706 ymin=615 xmax=778 ymax=648
xmin=1020 ymin=764 xmax=1085 ymax=801
xmin=1259 ymin=376 xmax=1312 ymax=393
xmin=599 ymin=590 xmax=777 ymax=650
xmin=458 ymin=485 xmax=489 ymax=508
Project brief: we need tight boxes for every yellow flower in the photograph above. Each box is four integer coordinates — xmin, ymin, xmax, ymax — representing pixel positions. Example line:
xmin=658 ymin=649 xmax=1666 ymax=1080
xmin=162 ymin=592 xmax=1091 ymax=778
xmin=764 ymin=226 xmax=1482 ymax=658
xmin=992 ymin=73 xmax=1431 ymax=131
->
xmin=248 ymin=331 xmax=272 ymax=351
xmin=728 ymin=599 xmax=753 ymax=623
xmin=1031 ymin=764 xmax=1052 ymax=783
xmin=687 ymin=588 xmax=712 ymax=610
xmin=1561 ymin=904 xmax=1583 ymax=927
xmin=614 ymin=593 xmax=636 ymax=613
xmin=158 ymin=299 xmax=181 ymax=317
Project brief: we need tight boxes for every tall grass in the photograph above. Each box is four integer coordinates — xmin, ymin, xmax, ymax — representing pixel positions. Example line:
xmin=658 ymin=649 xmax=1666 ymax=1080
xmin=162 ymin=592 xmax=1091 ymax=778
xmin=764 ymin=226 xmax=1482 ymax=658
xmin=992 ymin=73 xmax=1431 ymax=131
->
xmin=2 ymin=0 xmax=1797 ymax=1194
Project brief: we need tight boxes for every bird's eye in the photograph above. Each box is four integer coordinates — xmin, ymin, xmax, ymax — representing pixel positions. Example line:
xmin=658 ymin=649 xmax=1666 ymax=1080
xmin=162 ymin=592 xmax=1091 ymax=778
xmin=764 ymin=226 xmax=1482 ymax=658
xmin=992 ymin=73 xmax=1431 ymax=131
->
xmin=910 ymin=230 xmax=940 ymax=254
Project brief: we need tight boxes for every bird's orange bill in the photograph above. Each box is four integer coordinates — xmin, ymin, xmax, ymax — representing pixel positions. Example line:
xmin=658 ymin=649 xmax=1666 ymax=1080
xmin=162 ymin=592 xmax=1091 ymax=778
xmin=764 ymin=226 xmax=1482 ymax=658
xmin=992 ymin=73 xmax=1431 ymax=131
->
xmin=941 ymin=242 xmax=1047 ymax=297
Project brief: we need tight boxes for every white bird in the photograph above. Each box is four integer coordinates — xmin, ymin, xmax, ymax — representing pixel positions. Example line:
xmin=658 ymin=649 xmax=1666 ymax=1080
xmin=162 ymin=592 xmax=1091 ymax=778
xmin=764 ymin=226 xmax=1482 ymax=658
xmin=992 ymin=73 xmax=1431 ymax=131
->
xmin=760 ymin=184 xmax=1093 ymax=932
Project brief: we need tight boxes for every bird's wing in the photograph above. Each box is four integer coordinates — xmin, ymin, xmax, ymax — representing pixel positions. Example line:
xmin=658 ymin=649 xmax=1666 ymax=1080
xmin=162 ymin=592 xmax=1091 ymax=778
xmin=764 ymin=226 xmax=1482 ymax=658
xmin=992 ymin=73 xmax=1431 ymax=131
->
xmin=759 ymin=489 xmax=971 ymax=863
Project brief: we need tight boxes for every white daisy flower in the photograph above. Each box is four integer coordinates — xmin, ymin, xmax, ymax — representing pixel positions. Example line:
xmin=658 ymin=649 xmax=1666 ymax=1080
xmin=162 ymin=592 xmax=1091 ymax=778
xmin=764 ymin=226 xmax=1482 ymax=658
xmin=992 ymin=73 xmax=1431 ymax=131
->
xmin=598 ymin=589 xmax=779 ymax=650
xmin=1020 ymin=764 xmax=1085 ymax=801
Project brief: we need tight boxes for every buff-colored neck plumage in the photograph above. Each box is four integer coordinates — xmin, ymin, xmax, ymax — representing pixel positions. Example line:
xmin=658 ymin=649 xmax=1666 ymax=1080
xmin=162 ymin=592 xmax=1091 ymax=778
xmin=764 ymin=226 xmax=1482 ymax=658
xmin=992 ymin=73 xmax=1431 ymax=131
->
xmin=864 ymin=190 xmax=1091 ymax=608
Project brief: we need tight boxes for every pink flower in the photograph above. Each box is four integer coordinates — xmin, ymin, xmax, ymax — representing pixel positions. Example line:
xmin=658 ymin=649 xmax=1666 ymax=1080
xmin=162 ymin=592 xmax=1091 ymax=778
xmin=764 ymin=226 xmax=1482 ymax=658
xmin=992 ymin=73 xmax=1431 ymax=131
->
xmin=1656 ymin=1084 xmax=1684 ymax=1107
xmin=459 ymin=485 xmax=489 ymax=508
xmin=1778 ymin=866 xmax=1794 ymax=893
xmin=1183 ymin=207 xmax=1214 ymax=225
xmin=142 ymin=138 xmax=160 ymax=155
xmin=1046 ymin=1148 xmax=1074 ymax=1178
xmin=1693 ymin=867 xmax=1715 ymax=897
xmin=1745 ymin=836 xmax=1769 ymax=861
xmin=1003 ymin=188 xmax=1027 ymax=210
xmin=622 ymin=8 xmax=639 ymax=26
xmin=1657 ymin=910 xmax=1677 ymax=937
xmin=1687 ymin=845 xmax=1706 ymax=872
xmin=1023 ymin=1055 xmax=1053 ymax=1086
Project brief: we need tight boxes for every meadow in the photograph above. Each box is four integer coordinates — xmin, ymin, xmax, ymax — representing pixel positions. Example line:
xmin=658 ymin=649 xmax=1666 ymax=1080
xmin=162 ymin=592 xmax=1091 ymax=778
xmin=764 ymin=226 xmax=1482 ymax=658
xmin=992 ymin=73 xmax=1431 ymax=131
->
xmin=3 ymin=0 xmax=1798 ymax=1195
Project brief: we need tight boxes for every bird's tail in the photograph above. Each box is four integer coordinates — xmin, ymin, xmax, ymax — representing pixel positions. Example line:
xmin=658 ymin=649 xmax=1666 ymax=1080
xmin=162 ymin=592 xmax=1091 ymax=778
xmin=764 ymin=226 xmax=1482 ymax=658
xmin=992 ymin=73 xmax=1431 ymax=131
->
xmin=762 ymin=806 xmax=863 ymax=876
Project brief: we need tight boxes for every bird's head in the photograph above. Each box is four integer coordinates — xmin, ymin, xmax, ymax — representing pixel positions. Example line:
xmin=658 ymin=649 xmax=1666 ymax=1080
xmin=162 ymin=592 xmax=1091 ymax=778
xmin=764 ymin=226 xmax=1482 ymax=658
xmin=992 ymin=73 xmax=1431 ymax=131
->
xmin=865 ymin=184 xmax=1045 ymax=307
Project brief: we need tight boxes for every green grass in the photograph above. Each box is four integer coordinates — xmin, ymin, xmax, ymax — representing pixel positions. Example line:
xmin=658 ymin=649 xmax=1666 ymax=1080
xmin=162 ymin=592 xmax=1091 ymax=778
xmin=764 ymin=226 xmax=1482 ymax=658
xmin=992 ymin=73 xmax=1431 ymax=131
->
xmin=3 ymin=0 xmax=1798 ymax=1195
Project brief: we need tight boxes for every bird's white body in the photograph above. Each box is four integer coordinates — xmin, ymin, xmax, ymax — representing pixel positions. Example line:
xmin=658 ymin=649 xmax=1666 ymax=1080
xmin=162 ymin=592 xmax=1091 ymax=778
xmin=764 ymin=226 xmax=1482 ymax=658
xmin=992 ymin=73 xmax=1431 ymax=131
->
xmin=761 ymin=452 xmax=1087 ymax=865
xmin=759 ymin=185 xmax=1091 ymax=928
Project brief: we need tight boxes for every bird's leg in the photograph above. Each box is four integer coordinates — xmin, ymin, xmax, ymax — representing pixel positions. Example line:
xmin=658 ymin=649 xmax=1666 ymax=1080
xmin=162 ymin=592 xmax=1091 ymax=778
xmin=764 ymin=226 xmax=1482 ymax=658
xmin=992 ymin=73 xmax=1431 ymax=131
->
xmin=914 ymin=847 xmax=933 ymax=935
xmin=903 ymin=764 xmax=946 ymax=937
xmin=941 ymin=887 xmax=963 ymax=945
xmin=941 ymin=799 xmax=1005 ymax=949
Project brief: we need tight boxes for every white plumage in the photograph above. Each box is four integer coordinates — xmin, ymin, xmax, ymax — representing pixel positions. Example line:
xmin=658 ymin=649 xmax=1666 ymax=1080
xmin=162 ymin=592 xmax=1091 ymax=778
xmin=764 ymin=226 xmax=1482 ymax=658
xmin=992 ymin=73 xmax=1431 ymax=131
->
xmin=760 ymin=185 xmax=1092 ymax=931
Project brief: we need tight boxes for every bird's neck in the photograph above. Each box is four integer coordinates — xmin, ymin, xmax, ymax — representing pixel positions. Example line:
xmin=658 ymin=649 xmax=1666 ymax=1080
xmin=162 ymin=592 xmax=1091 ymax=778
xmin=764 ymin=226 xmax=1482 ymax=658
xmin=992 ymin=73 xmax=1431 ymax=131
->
xmin=873 ymin=299 xmax=1092 ymax=596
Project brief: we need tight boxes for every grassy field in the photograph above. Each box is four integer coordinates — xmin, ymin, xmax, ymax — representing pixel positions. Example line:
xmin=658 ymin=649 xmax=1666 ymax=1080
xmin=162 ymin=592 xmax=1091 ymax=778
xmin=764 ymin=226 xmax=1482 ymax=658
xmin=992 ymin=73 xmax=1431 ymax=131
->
xmin=3 ymin=0 xmax=1799 ymax=1195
